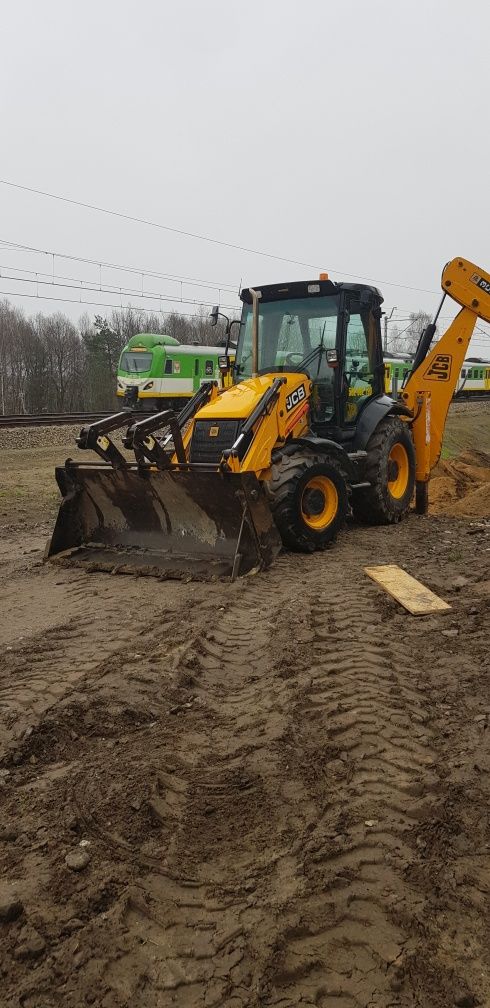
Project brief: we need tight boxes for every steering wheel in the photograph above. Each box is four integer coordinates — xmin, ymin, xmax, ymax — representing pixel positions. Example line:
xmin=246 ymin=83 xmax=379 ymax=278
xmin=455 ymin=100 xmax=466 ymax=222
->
xmin=284 ymin=353 xmax=305 ymax=366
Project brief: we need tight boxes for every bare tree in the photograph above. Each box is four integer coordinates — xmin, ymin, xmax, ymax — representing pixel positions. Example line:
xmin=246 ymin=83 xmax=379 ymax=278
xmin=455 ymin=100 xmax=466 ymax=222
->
xmin=388 ymin=311 xmax=436 ymax=356
xmin=0 ymin=301 xmax=34 ymax=412
xmin=34 ymin=313 xmax=83 ymax=410
xmin=0 ymin=298 xmax=239 ymax=413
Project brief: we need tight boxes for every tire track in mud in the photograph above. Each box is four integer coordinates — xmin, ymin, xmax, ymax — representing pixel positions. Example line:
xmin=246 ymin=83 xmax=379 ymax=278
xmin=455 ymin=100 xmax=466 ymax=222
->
xmin=48 ymin=553 xmax=440 ymax=1007
xmin=0 ymin=570 xmax=189 ymax=759
xmin=5 ymin=551 xmax=443 ymax=1007
xmin=63 ymin=563 xmax=312 ymax=1008
xmin=61 ymin=554 xmax=436 ymax=1006
xmin=264 ymin=555 xmax=437 ymax=1007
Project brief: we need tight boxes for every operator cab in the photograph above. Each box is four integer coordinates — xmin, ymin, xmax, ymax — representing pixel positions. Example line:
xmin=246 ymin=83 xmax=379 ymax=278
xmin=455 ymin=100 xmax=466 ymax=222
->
xmin=236 ymin=278 xmax=384 ymax=438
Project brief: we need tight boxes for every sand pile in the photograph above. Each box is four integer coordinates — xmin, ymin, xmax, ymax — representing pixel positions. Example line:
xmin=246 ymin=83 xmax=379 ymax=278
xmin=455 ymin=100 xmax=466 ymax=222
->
xmin=430 ymin=450 xmax=490 ymax=517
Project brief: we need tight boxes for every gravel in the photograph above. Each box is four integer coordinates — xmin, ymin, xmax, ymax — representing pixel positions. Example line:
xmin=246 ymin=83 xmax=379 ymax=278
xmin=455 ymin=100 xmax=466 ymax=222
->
xmin=0 ymin=424 xmax=83 ymax=451
xmin=0 ymin=424 xmax=129 ymax=451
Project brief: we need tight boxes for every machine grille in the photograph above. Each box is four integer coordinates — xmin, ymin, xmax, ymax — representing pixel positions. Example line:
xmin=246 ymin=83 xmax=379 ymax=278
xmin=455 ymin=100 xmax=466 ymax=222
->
xmin=189 ymin=419 xmax=243 ymax=464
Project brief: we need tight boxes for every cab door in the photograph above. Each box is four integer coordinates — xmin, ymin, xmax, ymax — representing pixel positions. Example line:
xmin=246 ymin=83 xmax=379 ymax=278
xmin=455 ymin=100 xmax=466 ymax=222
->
xmin=341 ymin=294 xmax=383 ymax=426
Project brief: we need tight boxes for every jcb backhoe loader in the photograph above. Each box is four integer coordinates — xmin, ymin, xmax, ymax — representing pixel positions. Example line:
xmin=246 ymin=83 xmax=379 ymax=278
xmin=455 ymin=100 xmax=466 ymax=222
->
xmin=46 ymin=257 xmax=490 ymax=579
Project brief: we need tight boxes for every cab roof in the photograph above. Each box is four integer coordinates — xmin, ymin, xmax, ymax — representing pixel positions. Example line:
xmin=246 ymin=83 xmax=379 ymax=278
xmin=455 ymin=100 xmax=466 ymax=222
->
xmin=240 ymin=279 xmax=383 ymax=305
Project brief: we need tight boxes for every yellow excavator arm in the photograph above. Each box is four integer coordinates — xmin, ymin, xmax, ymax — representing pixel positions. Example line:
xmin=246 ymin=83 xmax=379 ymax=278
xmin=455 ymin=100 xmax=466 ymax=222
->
xmin=401 ymin=257 xmax=490 ymax=510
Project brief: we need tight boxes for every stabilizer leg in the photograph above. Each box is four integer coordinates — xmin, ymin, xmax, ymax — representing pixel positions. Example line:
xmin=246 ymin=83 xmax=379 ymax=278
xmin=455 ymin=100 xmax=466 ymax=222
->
xmin=415 ymin=480 xmax=429 ymax=515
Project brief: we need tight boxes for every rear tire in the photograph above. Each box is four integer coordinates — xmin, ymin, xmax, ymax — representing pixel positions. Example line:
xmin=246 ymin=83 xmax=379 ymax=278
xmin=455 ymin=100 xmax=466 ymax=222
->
xmin=269 ymin=451 xmax=348 ymax=552
xmin=353 ymin=416 xmax=415 ymax=525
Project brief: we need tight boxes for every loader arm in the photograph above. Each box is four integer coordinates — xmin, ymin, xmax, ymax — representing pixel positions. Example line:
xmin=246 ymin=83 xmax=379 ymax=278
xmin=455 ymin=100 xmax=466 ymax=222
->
xmin=401 ymin=257 xmax=490 ymax=511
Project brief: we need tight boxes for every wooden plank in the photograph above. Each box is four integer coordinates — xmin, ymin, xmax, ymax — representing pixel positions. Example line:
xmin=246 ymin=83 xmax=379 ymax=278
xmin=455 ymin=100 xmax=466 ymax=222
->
xmin=364 ymin=564 xmax=451 ymax=615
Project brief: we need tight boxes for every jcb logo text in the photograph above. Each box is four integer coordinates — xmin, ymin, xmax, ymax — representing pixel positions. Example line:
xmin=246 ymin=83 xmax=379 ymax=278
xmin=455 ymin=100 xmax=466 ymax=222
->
xmin=423 ymin=354 xmax=452 ymax=382
xmin=285 ymin=384 xmax=306 ymax=412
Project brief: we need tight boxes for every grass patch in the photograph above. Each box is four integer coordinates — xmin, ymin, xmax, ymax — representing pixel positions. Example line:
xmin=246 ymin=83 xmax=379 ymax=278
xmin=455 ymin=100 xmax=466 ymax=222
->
xmin=0 ymin=485 xmax=29 ymax=498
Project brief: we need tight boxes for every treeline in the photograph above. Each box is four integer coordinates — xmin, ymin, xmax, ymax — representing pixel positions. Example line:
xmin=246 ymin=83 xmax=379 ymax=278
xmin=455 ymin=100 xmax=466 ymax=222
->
xmin=0 ymin=300 xmax=228 ymax=413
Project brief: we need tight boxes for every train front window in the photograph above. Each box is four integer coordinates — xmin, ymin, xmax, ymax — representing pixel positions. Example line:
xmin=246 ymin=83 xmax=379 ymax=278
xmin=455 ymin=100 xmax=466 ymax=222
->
xmin=235 ymin=296 xmax=340 ymax=379
xmin=120 ymin=352 xmax=152 ymax=373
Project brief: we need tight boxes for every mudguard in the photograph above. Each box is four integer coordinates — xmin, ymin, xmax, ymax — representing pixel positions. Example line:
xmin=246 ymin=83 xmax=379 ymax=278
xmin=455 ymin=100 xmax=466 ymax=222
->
xmin=281 ymin=436 xmax=357 ymax=481
xmin=351 ymin=395 xmax=412 ymax=451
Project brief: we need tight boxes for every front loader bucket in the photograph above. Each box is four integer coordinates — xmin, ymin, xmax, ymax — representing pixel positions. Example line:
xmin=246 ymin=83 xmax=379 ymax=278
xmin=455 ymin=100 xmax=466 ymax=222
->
xmin=45 ymin=463 xmax=282 ymax=580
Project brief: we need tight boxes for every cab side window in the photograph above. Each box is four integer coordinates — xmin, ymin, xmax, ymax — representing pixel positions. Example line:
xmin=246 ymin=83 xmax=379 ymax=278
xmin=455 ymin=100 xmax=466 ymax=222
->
xmin=344 ymin=300 xmax=379 ymax=423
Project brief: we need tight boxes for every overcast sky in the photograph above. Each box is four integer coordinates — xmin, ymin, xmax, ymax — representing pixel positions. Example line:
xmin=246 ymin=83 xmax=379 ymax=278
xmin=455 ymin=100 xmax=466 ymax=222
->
xmin=1 ymin=0 xmax=489 ymax=356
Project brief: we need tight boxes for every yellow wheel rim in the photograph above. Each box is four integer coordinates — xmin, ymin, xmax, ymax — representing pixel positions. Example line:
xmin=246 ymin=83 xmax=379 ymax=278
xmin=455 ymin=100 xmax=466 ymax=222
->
xmin=388 ymin=443 xmax=410 ymax=499
xmin=301 ymin=475 xmax=338 ymax=530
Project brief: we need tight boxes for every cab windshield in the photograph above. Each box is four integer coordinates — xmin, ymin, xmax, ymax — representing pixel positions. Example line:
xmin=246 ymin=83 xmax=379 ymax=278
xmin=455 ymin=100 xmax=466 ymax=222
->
xmin=235 ymin=296 xmax=340 ymax=379
xmin=120 ymin=351 xmax=153 ymax=373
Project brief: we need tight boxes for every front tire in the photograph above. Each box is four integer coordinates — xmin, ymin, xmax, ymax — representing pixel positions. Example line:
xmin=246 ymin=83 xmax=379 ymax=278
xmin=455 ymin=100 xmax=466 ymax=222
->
xmin=353 ymin=416 xmax=415 ymax=524
xmin=269 ymin=451 xmax=348 ymax=552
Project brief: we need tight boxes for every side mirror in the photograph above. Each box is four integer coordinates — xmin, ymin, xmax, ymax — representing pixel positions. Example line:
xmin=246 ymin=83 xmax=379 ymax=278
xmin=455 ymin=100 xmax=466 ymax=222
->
xmin=210 ymin=306 xmax=219 ymax=327
xmin=326 ymin=349 xmax=339 ymax=368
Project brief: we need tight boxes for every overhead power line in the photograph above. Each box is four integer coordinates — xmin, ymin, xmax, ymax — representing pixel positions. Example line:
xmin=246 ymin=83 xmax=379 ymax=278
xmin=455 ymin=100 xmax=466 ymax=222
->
xmin=0 ymin=179 xmax=324 ymax=272
xmin=0 ymin=287 xmax=232 ymax=321
xmin=0 ymin=238 xmax=238 ymax=293
xmin=0 ymin=270 xmax=239 ymax=312
xmin=0 ymin=178 xmax=444 ymax=295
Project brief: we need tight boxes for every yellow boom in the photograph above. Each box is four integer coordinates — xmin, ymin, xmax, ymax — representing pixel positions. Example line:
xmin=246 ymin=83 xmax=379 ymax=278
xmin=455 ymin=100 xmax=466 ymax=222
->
xmin=402 ymin=257 xmax=490 ymax=511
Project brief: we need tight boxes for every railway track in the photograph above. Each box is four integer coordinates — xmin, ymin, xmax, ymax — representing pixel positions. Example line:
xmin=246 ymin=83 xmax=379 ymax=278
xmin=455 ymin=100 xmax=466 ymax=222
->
xmin=0 ymin=410 xmax=152 ymax=429
xmin=453 ymin=394 xmax=489 ymax=403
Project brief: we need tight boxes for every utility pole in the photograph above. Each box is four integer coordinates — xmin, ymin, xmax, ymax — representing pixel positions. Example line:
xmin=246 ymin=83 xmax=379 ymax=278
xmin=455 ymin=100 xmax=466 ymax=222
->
xmin=383 ymin=306 xmax=397 ymax=353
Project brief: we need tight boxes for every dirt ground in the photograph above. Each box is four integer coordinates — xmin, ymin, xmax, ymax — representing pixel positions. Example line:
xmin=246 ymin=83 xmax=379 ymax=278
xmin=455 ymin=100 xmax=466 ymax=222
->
xmin=0 ymin=403 xmax=489 ymax=1008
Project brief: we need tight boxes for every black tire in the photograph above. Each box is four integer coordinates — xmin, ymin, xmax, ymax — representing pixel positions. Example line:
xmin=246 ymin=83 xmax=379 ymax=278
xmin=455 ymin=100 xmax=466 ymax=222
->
xmin=269 ymin=450 xmax=348 ymax=553
xmin=353 ymin=416 xmax=415 ymax=525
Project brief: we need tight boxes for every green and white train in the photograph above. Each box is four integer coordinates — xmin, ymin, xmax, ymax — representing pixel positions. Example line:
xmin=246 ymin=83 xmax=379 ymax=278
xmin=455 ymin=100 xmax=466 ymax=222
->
xmin=116 ymin=333 xmax=233 ymax=411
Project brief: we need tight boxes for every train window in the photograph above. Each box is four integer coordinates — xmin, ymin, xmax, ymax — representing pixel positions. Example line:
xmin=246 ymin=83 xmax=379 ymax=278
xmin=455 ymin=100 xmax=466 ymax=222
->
xmin=205 ymin=360 xmax=214 ymax=376
xmin=120 ymin=352 xmax=152 ymax=373
xmin=195 ymin=359 xmax=199 ymax=375
xmin=164 ymin=359 xmax=173 ymax=374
